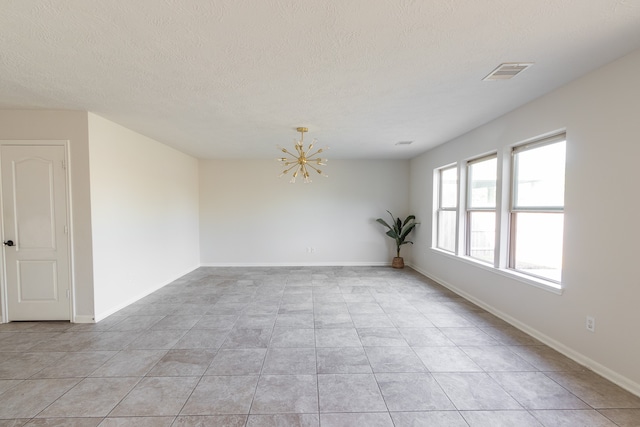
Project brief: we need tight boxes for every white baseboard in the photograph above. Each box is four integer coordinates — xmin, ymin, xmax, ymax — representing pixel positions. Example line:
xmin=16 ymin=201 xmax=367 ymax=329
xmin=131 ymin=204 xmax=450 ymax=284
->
xmin=72 ymin=315 xmax=95 ymax=324
xmin=200 ymin=261 xmax=390 ymax=267
xmin=408 ymin=263 xmax=640 ymax=398
xmin=94 ymin=265 xmax=199 ymax=322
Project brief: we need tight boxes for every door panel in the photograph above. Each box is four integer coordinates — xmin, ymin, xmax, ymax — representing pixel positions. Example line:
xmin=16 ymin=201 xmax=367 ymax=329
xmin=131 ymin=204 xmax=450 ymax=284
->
xmin=1 ymin=145 xmax=70 ymax=321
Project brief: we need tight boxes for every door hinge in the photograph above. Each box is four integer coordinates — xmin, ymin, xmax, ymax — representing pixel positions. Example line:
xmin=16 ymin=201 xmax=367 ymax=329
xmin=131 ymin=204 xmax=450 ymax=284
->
xmin=64 ymin=225 xmax=68 ymax=234
xmin=66 ymin=289 xmax=70 ymax=299
xmin=61 ymin=160 xmax=66 ymax=170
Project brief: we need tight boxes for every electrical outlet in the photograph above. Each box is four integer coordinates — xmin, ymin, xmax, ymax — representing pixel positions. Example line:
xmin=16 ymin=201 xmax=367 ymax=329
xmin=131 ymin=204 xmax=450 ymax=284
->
xmin=586 ymin=316 xmax=595 ymax=332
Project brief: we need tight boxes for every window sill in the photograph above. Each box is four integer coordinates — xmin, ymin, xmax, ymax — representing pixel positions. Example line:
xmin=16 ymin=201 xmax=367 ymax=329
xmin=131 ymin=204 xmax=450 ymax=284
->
xmin=430 ymin=247 xmax=563 ymax=295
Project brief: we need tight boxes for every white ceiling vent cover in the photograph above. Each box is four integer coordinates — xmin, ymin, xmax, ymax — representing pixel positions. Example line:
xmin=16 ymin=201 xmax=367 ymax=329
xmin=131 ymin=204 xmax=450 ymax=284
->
xmin=395 ymin=141 xmax=413 ymax=146
xmin=483 ymin=63 xmax=534 ymax=81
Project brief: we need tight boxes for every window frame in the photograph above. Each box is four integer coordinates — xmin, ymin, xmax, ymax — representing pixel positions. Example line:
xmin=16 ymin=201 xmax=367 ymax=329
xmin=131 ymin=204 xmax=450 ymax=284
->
xmin=465 ymin=154 xmax=498 ymax=264
xmin=509 ymin=134 xmax=566 ymax=283
xmin=435 ymin=164 xmax=458 ymax=253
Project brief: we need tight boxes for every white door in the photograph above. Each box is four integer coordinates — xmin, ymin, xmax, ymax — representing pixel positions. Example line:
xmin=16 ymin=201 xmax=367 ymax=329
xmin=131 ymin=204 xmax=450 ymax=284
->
xmin=1 ymin=145 xmax=71 ymax=321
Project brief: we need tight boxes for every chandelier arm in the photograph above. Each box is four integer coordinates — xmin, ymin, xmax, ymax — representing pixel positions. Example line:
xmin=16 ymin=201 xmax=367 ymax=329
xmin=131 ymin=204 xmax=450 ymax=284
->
xmin=305 ymin=148 xmax=325 ymax=159
xmin=305 ymin=163 xmax=322 ymax=173
xmin=280 ymin=163 xmax=300 ymax=176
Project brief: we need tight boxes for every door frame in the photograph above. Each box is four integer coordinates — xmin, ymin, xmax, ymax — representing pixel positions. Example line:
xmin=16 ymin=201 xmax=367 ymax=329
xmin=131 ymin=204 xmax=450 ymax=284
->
xmin=0 ymin=140 xmax=76 ymax=323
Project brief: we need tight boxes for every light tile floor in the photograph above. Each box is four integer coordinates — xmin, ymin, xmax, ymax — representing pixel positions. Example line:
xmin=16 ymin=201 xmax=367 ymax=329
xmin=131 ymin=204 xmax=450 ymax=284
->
xmin=0 ymin=266 xmax=639 ymax=426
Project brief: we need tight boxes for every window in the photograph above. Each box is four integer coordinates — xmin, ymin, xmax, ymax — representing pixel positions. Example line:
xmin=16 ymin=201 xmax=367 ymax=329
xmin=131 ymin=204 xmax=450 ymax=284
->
xmin=466 ymin=155 xmax=497 ymax=263
xmin=436 ymin=165 xmax=457 ymax=252
xmin=510 ymin=136 xmax=566 ymax=282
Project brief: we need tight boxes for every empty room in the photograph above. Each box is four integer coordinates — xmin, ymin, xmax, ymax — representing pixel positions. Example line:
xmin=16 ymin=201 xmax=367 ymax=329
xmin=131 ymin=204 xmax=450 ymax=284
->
xmin=1 ymin=1 xmax=640 ymax=426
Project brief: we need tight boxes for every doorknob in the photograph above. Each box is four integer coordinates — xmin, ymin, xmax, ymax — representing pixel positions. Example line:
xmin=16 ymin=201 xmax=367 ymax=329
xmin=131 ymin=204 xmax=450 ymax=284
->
xmin=3 ymin=240 xmax=14 ymax=247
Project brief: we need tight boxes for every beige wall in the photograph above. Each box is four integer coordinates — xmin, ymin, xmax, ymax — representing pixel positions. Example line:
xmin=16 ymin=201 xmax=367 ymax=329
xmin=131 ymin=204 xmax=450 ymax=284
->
xmin=410 ymin=49 xmax=640 ymax=393
xmin=88 ymin=113 xmax=200 ymax=320
xmin=0 ymin=110 xmax=95 ymax=320
xmin=199 ymin=159 xmax=410 ymax=266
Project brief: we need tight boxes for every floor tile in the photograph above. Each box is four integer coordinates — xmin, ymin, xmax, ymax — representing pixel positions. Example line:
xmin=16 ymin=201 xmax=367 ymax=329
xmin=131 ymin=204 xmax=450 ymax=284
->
xmin=0 ymin=352 xmax=66 ymax=379
xmin=205 ymin=348 xmax=267 ymax=375
xmin=107 ymin=315 xmax=164 ymax=331
xmin=2 ymin=266 xmax=639 ymax=425
xmin=246 ymin=414 xmax=318 ymax=426
xmin=316 ymin=347 xmax=372 ymax=374
xmin=546 ymin=370 xmax=640 ymax=408
xmin=440 ymin=327 xmax=499 ymax=346
xmin=181 ymin=375 xmax=259 ymax=415
xmin=110 ymin=376 xmax=198 ymax=416
xmin=251 ymin=375 xmax=318 ymax=414
xmin=192 ymin=315 xmax=238 ymax=330
xmin=98 ymin=417 xmax=174 ymax=426
xmin=317 ymin=374 xmax=387 ymax=412
xmin=313 ymin=313 xmax=353 ymax=329
xmin=0 ymin=378 xmax=79 ymax=418
xmin=172 ymin=415 xmax=247 ymax=426
xmin=460 ymin=410 xmax=543 ymax=426
xmin=413 ymin=346 xmax=482 ymax=372
xmin=390 ymin=411 xmax=469 ymax=427
xmin=357 ymin=328 xmax=408 ymax=346
xmin=262 ymin=348 xmax=316 ymax=374
xmin=24 ymin=418 xmax=102 ymax=426
xmin=364 ymin=346 xmax=426 ymax=373
xmin=0 ymin=379 xmax=22 ymax=394
xmin=269 ymin=328 xmax=315 ymax=348
xmin=274 ymin=314 xmax=314 ymax=328
xmin=0 ymin=333 xmax=62 ymax=352
xmin=150 ymin=315 xmax=202 ymax=330
xmin=147 ymin=348 xmax=216 ymax=376
xmin=481 ymin=324 xmax=542 ymax=345
xmin=398 ymin=327 xmax=454 ymax=346
xmin=598 ymin=408 xmax=640 ymax=426
xmin=320 ymin=412 xmax=393 ymax=427
xmin=530 ymin=409 xmax=617 ymax=426
xmin=28 ymin=332 xmax=98 ymax=352
xmin=375 ymin=372 xmax=454 ymax=411
xmin=460 ymin=346 xmax=537 ymax=372
xmin=386 ymin=312 xmax=434 ymax=328
xmin=433 ymin=372 xmax=523 ymax=410
xmin=80 ymin=332 xmax=141 ymax=351
xmin=508 ymin=345 xmax=586 ymax=372
xmin=314 ymin=328 xmax=360 ymax=347
xmin=172 ymin=329 xmax=229 ymax=349
xmin=125 ymin=329 xmax=186 ymax=349
xmin=350 ymin=314 xmax=395 ymax=328
xmin=30 ymin=351 xmax=117 ymax=378
xmin=490 ymin=371 xmax=589 ymax=409
xmin=37 ymin=377 xmax=139 ymax=417
xmin=222 ymin=328 xmax=272 ymax=348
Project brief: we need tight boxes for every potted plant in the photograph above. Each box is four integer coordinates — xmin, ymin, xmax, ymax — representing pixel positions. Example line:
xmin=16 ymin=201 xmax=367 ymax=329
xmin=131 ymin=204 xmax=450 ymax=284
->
xmin=376 ymin=210 xmax=419 ymax=268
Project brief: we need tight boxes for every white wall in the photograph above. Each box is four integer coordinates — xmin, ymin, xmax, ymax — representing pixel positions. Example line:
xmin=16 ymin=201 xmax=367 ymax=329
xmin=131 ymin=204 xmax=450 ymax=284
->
xmin=0 ymin=110 xmax=95 ymax=321
xmin=410 ymin=49 xmax=640 ymax=392
xmin=199 ymin=159 xmax=410 ymax=266
xmin=88 ymin=113 xmax=200 ymax=320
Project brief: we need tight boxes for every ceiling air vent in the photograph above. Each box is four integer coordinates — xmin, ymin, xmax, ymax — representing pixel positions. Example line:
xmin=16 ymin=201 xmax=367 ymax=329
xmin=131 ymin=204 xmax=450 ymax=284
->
xmin=395 ymin=141 xmax=413 ymax=146
xmin=483 ymin=62 xmax=533 ymax=81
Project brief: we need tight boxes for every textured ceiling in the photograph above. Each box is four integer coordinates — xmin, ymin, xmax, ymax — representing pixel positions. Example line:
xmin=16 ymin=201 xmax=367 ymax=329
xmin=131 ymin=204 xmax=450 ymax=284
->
xmin=1 ymin=0 xmax=640 ymax=159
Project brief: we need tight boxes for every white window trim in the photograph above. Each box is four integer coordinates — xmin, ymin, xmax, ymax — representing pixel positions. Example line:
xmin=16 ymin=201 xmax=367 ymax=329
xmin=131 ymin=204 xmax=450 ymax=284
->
xmin=431 ymin=130 xmax=567 ymax=295
xmin=465 ymin=154 xmax=498 ymax=264
xmin=508 ymin=133 xmax=566 ymax=283
xmin=431 ymin=247 xmax=563 ymax=295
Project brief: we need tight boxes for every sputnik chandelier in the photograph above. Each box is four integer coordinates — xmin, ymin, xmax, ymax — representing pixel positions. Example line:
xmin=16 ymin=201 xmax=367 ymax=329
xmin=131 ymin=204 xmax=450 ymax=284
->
xmin=277 ymin=127 xmax=328 ymax=183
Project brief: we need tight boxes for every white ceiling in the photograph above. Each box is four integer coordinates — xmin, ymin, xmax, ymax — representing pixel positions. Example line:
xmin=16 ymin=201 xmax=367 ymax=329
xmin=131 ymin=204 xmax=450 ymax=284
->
xmin=1 ymin=0 xmax=640 ymax=159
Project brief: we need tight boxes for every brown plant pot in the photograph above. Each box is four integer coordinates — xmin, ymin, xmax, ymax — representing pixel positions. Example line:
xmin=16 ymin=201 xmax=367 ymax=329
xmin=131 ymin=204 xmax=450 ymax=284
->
xmin=391 ymin=257 xmax=404 ymax=269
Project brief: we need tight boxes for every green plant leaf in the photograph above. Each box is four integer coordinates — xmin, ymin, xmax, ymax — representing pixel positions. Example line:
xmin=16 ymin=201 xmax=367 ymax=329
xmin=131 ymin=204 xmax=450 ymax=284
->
xmin=376 ymin=218 xmax=392 ymax=230
xmin=403 ymin=215 xmax=416 ymax=227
